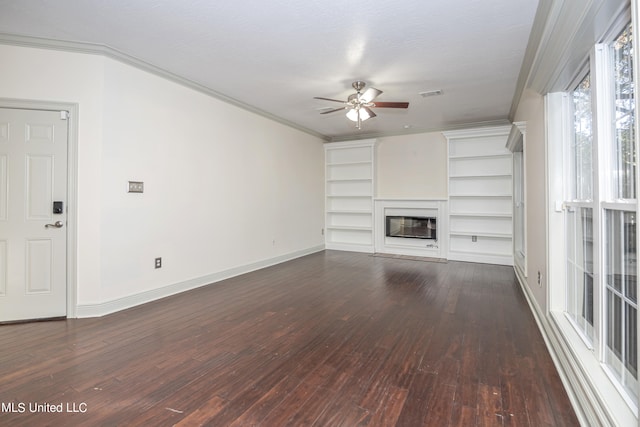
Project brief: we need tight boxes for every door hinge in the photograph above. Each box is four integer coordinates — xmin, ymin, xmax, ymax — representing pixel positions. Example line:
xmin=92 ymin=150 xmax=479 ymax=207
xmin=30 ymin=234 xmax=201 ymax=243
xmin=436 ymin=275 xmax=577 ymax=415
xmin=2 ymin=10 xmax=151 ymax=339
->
xmin=60 ymin=111 xmax=69 ymax=120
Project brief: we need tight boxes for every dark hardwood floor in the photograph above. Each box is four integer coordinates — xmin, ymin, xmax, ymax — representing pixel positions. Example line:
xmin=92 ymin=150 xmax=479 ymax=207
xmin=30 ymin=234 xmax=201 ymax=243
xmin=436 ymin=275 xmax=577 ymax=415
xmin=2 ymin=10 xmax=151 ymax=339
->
xmin=0 ymin=250 xmax=578 ymax=426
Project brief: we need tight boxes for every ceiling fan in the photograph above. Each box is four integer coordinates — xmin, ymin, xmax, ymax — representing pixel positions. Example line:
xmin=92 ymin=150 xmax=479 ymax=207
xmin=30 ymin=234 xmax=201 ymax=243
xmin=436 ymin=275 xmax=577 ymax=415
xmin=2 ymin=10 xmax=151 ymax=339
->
xmin=314 ymin=81 xmax=409 ymax=129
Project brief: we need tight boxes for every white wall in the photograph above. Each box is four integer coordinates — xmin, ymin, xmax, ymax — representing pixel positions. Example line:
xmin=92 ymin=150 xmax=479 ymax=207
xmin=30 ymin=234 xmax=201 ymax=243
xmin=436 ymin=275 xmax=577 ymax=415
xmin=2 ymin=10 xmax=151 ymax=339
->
xmin=1 ymin=44 xmax=325 ymax=314
xmin=512 ymin=89 xmax=547 ymax=311
xmin=376 ymin=132 xmax=448 ymax=199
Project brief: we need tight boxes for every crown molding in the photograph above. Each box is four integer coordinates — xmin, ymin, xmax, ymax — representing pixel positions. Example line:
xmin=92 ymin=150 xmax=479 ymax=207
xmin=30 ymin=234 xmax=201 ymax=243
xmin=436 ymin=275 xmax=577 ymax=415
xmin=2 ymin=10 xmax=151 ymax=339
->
xmin=506 ymin=121 xmax=526 ymax=152
xmin=441 ymin=124 xmax=511 ymax=140
xmin=510 ymin=0 xmax=629 ymax=119
xmin=509 ymin=0 xmax=555 ymax=121
xmin=0 ymin=32 xmax=517 ymax=144
xmin=328 ymin=119 xmax=511 ymax=143
xmin=0 ymin=32 xmax=330 ymax=142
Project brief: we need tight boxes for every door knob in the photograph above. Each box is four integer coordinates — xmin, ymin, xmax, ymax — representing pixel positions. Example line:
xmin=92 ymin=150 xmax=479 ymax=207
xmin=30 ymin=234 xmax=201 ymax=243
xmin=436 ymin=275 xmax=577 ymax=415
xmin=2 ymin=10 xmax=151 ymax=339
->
xmin=45 ymin=221 xmax=64 ymax=228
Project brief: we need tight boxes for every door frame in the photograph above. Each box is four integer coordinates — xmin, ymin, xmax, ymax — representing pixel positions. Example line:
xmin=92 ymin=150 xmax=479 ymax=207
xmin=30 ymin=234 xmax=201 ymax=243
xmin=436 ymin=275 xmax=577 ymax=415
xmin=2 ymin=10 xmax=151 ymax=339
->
xmin=1 ymin=98 xmax=79 ymax=318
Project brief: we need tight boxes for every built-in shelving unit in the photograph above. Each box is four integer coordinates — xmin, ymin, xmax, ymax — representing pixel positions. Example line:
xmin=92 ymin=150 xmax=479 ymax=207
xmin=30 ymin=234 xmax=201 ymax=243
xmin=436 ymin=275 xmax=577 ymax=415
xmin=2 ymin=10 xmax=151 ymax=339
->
xmin=443 ymin=126 xmax=513 ymax=265
xmin=325 ymin=139 xmax=376 ymax=253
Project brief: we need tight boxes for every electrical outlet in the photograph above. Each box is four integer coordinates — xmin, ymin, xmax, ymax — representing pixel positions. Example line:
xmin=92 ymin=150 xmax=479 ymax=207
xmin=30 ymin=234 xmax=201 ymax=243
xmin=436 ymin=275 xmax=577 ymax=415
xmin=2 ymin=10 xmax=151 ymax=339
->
xmin=128 ymin=181 xmax=144 ymax=193
xmin=321 ymin=228 xmax=324 ymax=236
xmin=471 ymin=235 xmax=477 ymax=242
xmin=155 ymin=257 xmax=162 ymax=269
xmin=537 ymin=271 xmax=542 ymax=286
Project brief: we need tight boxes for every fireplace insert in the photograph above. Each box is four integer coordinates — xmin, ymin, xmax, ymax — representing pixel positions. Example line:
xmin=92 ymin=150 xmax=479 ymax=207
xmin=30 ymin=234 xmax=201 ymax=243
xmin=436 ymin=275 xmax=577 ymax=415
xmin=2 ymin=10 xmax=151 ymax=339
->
xmin=385 ymin=216 xmax=437 ymax=240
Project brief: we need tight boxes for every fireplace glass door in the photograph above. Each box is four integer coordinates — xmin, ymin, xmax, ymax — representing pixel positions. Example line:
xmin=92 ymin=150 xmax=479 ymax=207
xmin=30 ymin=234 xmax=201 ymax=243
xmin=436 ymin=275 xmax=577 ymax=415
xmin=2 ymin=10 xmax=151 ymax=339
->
xmin=385 ymin=216 xmax=436 ymax=240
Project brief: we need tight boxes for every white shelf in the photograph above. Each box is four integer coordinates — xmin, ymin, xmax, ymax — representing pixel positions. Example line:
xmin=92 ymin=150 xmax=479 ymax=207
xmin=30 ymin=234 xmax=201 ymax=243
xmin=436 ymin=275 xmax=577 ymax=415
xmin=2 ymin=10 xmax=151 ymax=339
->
xmin=445 ymin=126 xmax=513 ymax=266
xmin=327 ymin=178 xmax=372 ymax=183
xmin=449 ymin=248 xmax=512 ymax=257
xmin=327 ymin=160 xmax=372 ymax=166
xmin=449 ymin=212 xmax=512 ymax=218
xmin=449 ymin=174 xmax=512 ymax=179
xmin=326 ymin=194 xmax=372 ymax=198
xmin=326 ymin=225 xmax=372 ymax=231
xmin=449 ymin=231 xmax=512 ymax=239
xmin=327 ymin=210 xmax=372 ymax=215
xmin=325 ymin=140 xmax=376 ymax=253
xmin=449 ymin=153 xmax=512 ymax=160
xmin=449 ymin=193 xmax=512 ymax=198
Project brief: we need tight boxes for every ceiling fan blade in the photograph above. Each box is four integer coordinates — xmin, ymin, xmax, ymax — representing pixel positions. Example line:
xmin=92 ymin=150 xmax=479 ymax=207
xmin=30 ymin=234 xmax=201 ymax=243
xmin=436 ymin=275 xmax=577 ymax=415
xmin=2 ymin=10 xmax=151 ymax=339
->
xmin=313 ymin=96 xmax=347 ymax=104
xmin=320 ymin=107 xmax=348 ymax=114
xmin=362 ymin=107 xmax=376 ymax=119
xmin=371 ymin=101 xmax=409 ymax=108
xmin=360 ymin=87 xmax=383 ymax=103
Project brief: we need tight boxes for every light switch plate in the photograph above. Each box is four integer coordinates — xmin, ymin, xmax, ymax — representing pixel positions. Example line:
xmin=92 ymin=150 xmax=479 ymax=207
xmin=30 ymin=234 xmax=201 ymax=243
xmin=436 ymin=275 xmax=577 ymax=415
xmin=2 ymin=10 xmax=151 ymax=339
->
xmin=128 ymin=181 xmax=144 ymax=193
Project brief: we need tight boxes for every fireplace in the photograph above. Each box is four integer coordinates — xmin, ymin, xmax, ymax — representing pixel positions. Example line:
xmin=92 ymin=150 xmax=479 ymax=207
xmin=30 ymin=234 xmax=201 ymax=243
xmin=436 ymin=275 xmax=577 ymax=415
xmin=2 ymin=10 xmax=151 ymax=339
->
xmin=386 ymin=216 xmax=437 ymax=240
xmin=374 ymin=199 xmax=447 ymax=258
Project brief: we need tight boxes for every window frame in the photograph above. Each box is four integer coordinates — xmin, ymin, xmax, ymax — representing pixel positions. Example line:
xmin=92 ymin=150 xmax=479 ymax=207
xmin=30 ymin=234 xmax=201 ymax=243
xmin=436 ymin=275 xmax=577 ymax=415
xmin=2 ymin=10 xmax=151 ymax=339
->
xmin=507 ymin=122 xmax=527 ymax=278
xmin=596 ymin=23 xmax=638 ymax=402
xmin=546 ymin=17 xmax=639 ymax=416
xmin=564 ymin=70 xmax=597 ymax=345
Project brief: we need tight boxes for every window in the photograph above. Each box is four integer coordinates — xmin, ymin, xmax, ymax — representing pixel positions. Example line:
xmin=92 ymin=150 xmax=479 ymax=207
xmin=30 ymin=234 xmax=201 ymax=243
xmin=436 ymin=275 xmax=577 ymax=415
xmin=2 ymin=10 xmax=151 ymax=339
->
xmin=565 ymin=73 xmax=595 ymax=341
xmin=603 ymin=23 xmax=637 ymax=400
xmin=514 ymin=150 xmax=525 ymax=260
xmin=612 ymin=24 xmax=636 ymax=200
xmin=566 ymin=206 xmax=595 ymax=339
xmin=556 ymin=21 xmax=638 ymax=407
xmin=605 ymin=209 xmax=637 ymax=400
xmin=571 ymin=73 xmax=593 ymax=201
xmin=507 ymin=123 xmax=526 ymax=276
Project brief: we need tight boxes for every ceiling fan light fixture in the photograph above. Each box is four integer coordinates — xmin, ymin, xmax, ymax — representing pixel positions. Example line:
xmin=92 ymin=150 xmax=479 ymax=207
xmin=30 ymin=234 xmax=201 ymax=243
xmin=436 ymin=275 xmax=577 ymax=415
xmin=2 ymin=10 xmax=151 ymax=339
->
xmin=359 ymin=108 xmax=372 ymax=121
xmin=315 ymin=81 xmax=409 ymax=129
xmin=346 ymin=107 xmax=372 ymax=123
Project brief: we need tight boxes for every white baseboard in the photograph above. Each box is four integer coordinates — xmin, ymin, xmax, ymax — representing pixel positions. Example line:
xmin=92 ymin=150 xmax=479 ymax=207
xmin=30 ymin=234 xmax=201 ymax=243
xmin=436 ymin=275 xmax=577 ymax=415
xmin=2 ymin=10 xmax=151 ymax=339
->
xmin=75 ymin=245 xmax=325 ymax=318
xmin=325 ymin=243 xmax=374 ymax=253
xmin=448 ymin=251 xmax=513 ymax=266
xmin=512 ymin=266 xmax=626 ymax=427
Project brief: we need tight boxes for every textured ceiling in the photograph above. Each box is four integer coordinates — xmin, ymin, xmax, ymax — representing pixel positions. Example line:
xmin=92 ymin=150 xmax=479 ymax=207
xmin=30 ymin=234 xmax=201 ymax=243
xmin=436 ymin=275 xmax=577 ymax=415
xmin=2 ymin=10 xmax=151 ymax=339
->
xmin=0 ymin=0 xmax=539 ymax=141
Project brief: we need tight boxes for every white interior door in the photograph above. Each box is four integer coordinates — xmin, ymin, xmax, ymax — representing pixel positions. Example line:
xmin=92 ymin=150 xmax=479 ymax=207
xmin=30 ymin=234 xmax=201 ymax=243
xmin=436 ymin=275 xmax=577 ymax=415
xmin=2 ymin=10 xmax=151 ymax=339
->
xmin=0 ymin=107 xmax=68 ymax=322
